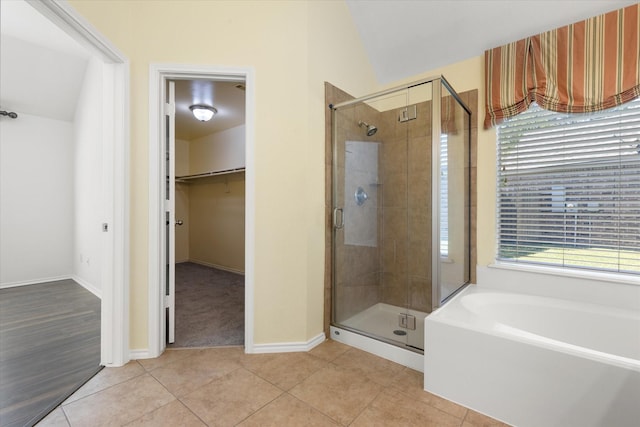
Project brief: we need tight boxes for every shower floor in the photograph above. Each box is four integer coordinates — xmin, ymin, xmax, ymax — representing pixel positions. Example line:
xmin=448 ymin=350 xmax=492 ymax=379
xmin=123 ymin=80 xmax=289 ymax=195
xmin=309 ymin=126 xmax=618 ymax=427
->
xmin=340 ymin=303 xmax=428 ymax=351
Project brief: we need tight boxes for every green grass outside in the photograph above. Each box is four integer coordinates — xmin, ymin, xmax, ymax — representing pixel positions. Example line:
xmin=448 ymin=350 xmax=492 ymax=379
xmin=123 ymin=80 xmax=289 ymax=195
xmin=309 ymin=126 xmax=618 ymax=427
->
xmin=501 ymin=246 xmax=640 ymax=273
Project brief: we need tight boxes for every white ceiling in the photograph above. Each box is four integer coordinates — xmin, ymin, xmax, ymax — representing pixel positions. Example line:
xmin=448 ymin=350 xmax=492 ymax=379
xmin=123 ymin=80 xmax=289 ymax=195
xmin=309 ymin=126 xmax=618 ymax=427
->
xmin=345 ymin=0 xmax=639 ymax=84
xmin=1 ymin=0 xmax=636 ymax=128
xmin=0 ymin=0 xmax=244 ymax=138
xmin=174 ymin=80 xmax=246 ymax=141
xmin=0 ymin=0 xmax=89 ymax=121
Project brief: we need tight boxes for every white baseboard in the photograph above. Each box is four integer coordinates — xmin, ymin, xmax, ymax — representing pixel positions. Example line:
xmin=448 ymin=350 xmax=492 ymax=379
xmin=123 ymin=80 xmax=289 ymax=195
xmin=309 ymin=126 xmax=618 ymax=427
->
xmin=71 ymin=275 xmax=102 ymax=299
xmin=187 ymin=259 xmax=245 ymax=275
xmin=0 ymin=275 xmax=102 ymax=300
xmin=133 ymin=334 xmax=326 ymax=359
xmin=0 ymin=275 xmax=73 ymax=289
xmin=249 ymin=332 xmax=325 ymax=354
xmin=129 ymin=349 xmax=151 ymax=360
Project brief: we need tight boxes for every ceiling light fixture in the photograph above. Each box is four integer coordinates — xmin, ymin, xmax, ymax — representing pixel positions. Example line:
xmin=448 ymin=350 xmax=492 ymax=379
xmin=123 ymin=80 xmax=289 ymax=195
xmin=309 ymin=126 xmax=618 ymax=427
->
xmin=189 ymin=104 xmax=217 ymax=122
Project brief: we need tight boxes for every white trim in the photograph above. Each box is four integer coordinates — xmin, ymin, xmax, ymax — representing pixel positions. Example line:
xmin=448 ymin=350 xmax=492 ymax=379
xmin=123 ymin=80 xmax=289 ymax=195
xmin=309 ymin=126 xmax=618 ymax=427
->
xmin=27 ymin=0 xmax=126 ymax=63
xmin=28 ymin=0 xmax=130 ymax=368
xmin=0 ymin=275 xmax=101 ymax=298
xmin=0 ymin=275 xmax=75 ymax=289
xmin=477 ymin=265 xmax=640 ymax=311
xmin=129 ymin=349 xmax=152 ymax=360
xmin=148 ymin=64 xmax=256 ymax=358
xmin=250 ymin=333 xmax=326 ymax=354
xmin=186 ymin=259 xmax=245 ymax=276
xmin=71 ymin=275 xmax=102 ymax=299
xmin=330 ymin=326 xmax=424 ymax=372
xmin=489 ymin=261 xmax=640 ymax=287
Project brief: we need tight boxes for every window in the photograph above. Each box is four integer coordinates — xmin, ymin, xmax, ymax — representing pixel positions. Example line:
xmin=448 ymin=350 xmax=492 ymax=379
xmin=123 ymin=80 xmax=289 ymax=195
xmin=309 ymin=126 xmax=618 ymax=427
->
xmin=440 ymin=133 xmax=448 ymax=257
xmin=497 ymin=98 xmax=640 ymax=274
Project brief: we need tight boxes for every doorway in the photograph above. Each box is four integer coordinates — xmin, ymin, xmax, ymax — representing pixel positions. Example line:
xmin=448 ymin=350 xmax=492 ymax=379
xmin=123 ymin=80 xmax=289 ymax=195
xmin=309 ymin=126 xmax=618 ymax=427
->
xmin=148 ymin=65 xmax=256 ymax=357
xmin=170 ymin=79 xmax=246 ymax=347
xmin=0 ymin=0 xmax=128 ymax=367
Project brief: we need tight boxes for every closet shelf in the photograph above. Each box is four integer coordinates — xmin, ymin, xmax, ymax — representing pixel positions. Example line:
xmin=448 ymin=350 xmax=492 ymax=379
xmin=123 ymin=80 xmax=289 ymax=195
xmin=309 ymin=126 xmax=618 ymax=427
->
xmin=176 ymin=167 xmax=245 ymax=183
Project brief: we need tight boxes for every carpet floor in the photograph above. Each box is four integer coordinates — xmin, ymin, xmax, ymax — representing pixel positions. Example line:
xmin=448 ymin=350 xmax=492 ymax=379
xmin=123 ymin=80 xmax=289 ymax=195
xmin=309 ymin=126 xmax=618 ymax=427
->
xmin=0 ymin=280 xmax=101 ymax=427
xmin=169 ymin=262 xmax=244 ymax=348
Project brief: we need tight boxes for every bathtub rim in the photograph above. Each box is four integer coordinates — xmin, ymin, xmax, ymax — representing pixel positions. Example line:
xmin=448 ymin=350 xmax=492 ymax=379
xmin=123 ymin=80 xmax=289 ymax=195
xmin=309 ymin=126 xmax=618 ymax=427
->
xmin=428 ymin=285 xmax=640 ymax=373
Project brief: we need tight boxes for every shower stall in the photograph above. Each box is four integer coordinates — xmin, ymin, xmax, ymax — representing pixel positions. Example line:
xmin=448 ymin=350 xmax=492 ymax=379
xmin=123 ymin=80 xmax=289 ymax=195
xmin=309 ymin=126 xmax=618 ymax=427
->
xmin=330 ymin=76 xmax=471 ymax=369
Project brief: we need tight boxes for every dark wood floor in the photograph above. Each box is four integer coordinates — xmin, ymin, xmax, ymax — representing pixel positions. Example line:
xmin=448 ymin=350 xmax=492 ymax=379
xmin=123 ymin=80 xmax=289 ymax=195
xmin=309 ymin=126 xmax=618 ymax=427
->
xmin=0 ymin=280 xmax=101 ymax=427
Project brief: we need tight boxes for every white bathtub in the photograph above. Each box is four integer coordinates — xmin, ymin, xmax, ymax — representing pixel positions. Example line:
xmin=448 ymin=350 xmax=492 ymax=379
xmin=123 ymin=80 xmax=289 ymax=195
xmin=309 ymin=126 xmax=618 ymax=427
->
xmin=424 ymin=284 xmax=640 ymax=427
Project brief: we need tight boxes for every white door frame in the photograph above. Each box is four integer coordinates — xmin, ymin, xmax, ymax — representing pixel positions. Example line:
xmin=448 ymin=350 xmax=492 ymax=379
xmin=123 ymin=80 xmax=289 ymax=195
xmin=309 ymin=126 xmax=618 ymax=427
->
xmin=30 ymin=0 xmax=130 ymax=367
xmin=148 ymin=64 xmax=255 ymax=357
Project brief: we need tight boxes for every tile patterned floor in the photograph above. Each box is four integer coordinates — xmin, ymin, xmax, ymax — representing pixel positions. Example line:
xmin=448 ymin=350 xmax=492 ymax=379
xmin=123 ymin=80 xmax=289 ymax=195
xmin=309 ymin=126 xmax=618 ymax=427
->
xmin=37 ymin=340 xmax=510 ymax=427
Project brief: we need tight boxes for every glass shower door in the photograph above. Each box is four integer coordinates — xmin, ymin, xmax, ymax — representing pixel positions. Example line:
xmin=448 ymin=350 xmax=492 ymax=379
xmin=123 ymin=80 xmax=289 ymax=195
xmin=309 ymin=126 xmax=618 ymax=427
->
xmin=436 ymin=79 xmax=471 ymax=305
xmin=331 ymin=76 xmax=471 ymax=354
xmin=332 ymin=84 xmax=434 ymax=351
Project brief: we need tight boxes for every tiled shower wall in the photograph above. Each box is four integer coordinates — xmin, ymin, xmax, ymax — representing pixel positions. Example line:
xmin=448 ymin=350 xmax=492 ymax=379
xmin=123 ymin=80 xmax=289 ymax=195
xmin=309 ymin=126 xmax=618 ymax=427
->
xmin=324 ymin=82 xmax=478 ymax=337
xmin=378 ymin=100 xmax=433 ymax=313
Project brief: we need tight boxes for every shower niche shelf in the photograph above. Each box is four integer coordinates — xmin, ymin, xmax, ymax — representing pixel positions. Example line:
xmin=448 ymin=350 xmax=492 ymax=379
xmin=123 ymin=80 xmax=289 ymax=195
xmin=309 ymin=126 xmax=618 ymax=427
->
xmin=176 ymin=167 xmax=245 ymax=183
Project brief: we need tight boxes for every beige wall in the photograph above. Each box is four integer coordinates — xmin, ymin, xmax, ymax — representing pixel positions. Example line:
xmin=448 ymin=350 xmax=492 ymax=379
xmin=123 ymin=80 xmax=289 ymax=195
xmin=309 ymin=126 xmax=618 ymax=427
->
xmin=189 ymin=174 xmax=246 ymax=273
xmin=179 ymin=127 xmax=246 ymax=272
xmin=68 ymin=0 xmax=379 ymax=349
xmin=190 ymin=126 xmax=245 ymax=175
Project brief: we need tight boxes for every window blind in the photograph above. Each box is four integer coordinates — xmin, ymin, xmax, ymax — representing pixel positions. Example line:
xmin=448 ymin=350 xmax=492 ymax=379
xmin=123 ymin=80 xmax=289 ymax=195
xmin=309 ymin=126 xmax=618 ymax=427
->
xmin=440 ymin=134 xmax=449 ymax=257
xmin=496 ymin=99 xmax=640 ymax=274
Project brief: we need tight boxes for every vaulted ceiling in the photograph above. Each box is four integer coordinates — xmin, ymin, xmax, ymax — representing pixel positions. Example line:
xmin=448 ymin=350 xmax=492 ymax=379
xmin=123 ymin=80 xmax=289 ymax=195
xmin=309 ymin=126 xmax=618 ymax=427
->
xmin=345 ymin=0 xmax=638 ymax=84
xmin=2 ymin=0 xmax=636 ymax=133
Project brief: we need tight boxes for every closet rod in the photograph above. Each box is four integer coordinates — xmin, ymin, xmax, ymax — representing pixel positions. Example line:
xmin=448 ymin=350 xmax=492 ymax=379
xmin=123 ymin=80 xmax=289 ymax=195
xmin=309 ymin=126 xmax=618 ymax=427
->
xmin=0 ymin=110 xmax=18 ymax=119
xmin=176 ymin=167 xmax=245 ymax=181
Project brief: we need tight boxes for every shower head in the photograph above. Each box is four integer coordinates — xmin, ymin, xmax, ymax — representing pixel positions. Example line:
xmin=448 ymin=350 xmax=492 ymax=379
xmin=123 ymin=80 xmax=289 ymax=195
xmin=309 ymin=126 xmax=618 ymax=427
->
xmin=358 ymin=120 xmax=377 ymax=136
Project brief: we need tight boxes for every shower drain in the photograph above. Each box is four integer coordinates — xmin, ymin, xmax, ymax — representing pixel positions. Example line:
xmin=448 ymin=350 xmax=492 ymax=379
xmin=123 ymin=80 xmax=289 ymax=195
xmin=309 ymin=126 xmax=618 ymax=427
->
xmin=393 ymin=329 xmax=407 ymax=336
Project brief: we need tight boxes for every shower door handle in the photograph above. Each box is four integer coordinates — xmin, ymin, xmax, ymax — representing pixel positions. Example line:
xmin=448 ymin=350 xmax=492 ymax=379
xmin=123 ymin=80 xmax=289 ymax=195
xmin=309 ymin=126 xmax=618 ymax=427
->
xmin=333 ymin=208 xmax=344 ymax=229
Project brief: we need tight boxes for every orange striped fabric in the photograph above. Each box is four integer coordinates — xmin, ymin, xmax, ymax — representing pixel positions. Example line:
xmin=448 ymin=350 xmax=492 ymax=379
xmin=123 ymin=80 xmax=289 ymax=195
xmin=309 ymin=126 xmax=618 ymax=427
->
xmin=484 ymin=4 xmax=640 ymax=129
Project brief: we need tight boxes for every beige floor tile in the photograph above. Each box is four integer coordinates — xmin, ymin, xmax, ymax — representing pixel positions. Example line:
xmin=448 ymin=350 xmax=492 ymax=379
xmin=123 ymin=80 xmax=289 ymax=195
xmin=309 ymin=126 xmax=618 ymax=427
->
xmin=62 ymin=373 xmax=175 ymax=427
xmin=351 ymin=388 xmax=462 ymax=427
xmin=36 ymin=407 xmax=69 ymax=427
xmin=63 ymin=361 xmax=145 ymax=404
xmin=308 ymin=339 xmax=351 ymax=362
xmin=289 ymin=363 xmax=384 ymax=426
xmin=237 ymin=393 xmax=340 ymax=427
xmin=464 ymin=409 xmax=512 ymax=426
xmin=137 ymin=348 xmax=200 ymax=372
xmin=332 ymin=347 xmax=405 ymax=386
xmin=244 ymin=352 xmax=328 ymax=390
xmin=238 ymin=352 xmax=280 ymax=373
xmin=149 ymin=348 xmax=242 ymax=397
xmin=181 ymin=368 xmax=282 ymax=426
xmin=124 ymin=400 xmax=206 ymax=427
xmin=391 ymin=367 xmax=468 ymax=418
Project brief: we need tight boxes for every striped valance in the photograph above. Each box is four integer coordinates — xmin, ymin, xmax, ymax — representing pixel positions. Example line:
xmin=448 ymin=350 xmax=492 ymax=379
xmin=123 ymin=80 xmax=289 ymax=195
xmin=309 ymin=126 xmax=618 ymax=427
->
xmin=485 ymin=4 xmax=640 ymax=128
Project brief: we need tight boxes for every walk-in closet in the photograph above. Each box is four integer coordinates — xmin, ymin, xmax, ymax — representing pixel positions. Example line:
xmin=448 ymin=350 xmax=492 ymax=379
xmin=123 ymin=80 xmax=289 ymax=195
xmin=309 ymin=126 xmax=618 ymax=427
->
xmin=170 ymin=79 xmax=246 ymax=348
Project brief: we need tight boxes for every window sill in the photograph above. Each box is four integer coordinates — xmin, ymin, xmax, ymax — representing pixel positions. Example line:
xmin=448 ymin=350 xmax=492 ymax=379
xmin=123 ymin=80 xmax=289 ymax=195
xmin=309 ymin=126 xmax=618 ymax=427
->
xmin=489 ymin=261 xmax=640 ymax=287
